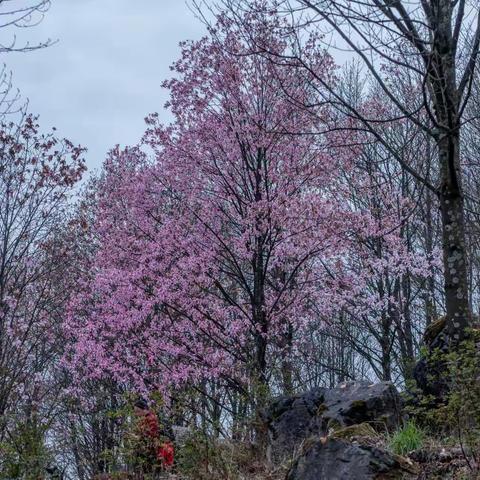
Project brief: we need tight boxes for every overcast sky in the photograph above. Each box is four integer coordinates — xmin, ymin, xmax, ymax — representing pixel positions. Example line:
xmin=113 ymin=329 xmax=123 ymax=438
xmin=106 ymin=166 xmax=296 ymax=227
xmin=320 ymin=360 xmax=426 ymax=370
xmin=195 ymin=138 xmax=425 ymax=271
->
xmin=2 ymin=0 xmax=207 ymax=172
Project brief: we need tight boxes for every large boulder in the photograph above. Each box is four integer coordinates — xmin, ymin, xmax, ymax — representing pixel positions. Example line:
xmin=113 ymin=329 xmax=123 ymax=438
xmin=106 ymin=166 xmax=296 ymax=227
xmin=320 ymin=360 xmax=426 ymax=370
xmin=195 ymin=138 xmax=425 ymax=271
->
xmin=412 ymin=317 xmax=450 ymax=400
xmin=313 ymin=381 xmax=402 ymax=431
xmin=262 ymin=381 xmax=402 ymax=460
xmin=262 ymin=386 xmax=326 ymax=459
xmin=286 ymin=437 xmax=417 ymax=480
xmin=413 ymin=316 xmax=480 ymax=401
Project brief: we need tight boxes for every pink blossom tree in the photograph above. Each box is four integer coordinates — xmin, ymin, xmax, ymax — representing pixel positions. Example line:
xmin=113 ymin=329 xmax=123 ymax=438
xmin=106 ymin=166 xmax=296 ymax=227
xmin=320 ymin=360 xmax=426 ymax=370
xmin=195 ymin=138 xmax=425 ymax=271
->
xmin=66 ymin=9 xmax=351 ymax=404
xmin=65 ymin=6 xmax=432 ymax=433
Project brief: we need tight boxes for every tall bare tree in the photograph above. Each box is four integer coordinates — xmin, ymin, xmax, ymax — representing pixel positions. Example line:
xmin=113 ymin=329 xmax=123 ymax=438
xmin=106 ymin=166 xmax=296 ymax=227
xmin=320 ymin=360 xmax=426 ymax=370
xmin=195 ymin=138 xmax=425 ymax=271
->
xmin=226 ymin=0 xmax=480 ymax=342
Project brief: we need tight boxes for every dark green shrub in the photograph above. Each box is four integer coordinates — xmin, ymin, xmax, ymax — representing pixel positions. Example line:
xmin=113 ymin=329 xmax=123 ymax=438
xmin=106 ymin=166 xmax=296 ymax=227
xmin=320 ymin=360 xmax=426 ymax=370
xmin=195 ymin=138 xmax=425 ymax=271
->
xmin=0 ymin=418 xmax=51 ymax=479
xmin=408 ymin=329 xmax=480 ymax=475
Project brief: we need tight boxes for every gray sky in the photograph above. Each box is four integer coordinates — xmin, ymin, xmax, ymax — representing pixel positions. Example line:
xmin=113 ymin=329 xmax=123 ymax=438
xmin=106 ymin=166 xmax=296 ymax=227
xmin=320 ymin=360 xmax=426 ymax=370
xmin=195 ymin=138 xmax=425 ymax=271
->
xmin=2 ymin=0 xmax=207 ymax=172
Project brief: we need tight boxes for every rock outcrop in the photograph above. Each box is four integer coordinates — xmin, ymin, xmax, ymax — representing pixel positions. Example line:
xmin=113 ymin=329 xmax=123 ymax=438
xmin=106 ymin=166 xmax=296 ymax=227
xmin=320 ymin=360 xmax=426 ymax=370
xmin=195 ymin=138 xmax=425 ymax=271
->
xmin=262 ymin=380 xmax=402 ymax=461
xmin=286 ymin=436 xmax=418 ymax=480
xmin=412 ymin=317 xmax=450 ymax=400
xmin=262 ymin=381 xmax=411 ymax=479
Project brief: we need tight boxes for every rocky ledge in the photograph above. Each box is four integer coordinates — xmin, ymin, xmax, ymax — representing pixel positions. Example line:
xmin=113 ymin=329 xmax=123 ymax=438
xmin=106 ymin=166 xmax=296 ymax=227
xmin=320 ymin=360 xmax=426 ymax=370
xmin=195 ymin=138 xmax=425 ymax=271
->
xmin=262 ymin=380 xmax=416 ymax=479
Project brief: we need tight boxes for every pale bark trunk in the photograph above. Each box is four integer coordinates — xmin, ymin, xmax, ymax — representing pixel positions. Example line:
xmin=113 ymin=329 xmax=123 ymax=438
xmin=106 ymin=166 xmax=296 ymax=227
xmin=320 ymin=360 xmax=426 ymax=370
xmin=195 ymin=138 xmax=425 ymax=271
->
xmin=424 ymin=187 xmax=437 ymax=326
xmin=438 ymin=134 xmax=471 ymax=340
xmin=430 ymin=0 xmax=472 ymax=341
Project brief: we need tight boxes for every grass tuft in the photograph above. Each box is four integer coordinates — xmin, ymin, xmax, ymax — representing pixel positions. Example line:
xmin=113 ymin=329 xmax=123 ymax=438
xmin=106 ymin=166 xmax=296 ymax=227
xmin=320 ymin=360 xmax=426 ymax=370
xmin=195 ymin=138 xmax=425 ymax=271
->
xmin=389 ymin=421 xmax=424 ymax=456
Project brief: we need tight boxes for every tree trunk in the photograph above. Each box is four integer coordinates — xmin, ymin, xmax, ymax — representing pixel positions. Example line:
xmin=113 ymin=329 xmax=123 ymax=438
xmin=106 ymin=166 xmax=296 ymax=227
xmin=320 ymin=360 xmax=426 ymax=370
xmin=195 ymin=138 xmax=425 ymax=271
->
xmin=439 ymin=195 xmax=470 ymax=337
xmin=424 ymin=186 xmax=437 ymax=326
xmin=430 ymin=0 xmax=472 ymax=342
xmin=438 ymin=133 xmax=471 ymax=341
xmin=380 ymin=310 xmax=392 ymax=382
xmin=281 ymin=322 xmax=294 ymax=395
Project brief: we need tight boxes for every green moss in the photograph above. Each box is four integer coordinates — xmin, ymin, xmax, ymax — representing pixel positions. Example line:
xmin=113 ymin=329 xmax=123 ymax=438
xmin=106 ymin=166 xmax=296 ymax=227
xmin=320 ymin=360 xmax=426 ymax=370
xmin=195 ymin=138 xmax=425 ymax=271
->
xmin=350 ymin=400 xmax=367 ymax=410
xmin=331 ymin=423 xmax=378 ymax=440
xmin=326 ymin=418 xmax=342 ymax=431
xmin=423 ymin=316 xmax=446 ymax=345
xmin=317 ymin=403 xmax=328 ymax=415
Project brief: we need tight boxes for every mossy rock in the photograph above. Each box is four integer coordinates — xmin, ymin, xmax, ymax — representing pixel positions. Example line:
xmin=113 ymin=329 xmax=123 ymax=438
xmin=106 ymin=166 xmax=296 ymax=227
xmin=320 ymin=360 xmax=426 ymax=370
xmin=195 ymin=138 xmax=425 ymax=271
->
xmin=316 ymin=403 xmax=328 ymax=415
xmin=265 ymin=381 xmax=401 ymax=462
xmin=423 ymin=317 xmax=446 ymax=346
xmin=325 ymin=417 xmax=342 ymax=431
xmin=349 ymin=399 xmax=367 ymax=411
xmin=287 ymin=437 xmax=418 ymax=480
xmin=331 ymin=422 xmax=378 ymax=441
